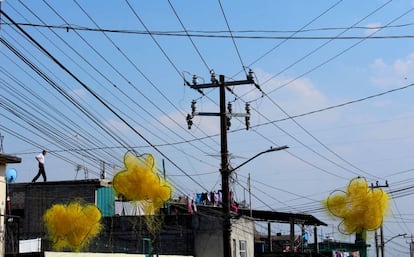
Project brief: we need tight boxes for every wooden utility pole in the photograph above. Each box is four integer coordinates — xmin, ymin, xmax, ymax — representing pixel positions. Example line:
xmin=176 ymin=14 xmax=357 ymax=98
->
xmin=371 ymin=180 xmax=389 ymax=257
xmin=408 ymin=234 xmax=414 ymax=257
xmin=187 ymin=72 xmax=254 ymax=257
xmin=100 ymin=160 xmax=106 ymax=179
xmin=248 ymin=173 xmax=252 ymax=217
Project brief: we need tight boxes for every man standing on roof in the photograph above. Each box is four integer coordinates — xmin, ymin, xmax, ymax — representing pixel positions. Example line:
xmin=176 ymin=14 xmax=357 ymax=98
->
xmin=32 ymin=150 xmax=47 ymax=182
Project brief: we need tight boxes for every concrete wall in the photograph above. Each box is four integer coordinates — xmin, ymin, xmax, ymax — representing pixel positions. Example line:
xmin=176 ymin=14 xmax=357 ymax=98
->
xmin=231 ymin=217 xmax=255 ymax=257
xmin=193 ymin=214 xmax=223 ymax=257
xmin=45 ymin=252 xmax=192 ymax=257
xmin=0 ymin=154 xmax=21 ymax=257
xmin=0 ymin=163 xmax=6 ymax=257
xmin=193 ymin=215 xmax=254 ymax=257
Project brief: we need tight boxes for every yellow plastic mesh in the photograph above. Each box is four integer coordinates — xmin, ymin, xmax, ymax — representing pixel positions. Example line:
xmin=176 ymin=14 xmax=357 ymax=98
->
xmin=322 ymin=177 xmax=389 ymax=234
xmin=43 ymin=201 xmax=102 ymax=251
xmin=112 ymin=151 xmax=173 ymax=235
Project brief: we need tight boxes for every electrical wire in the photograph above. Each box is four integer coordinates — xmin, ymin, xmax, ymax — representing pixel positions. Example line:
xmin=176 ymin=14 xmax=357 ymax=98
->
xmin=217 ymin=0 xmax=247 ymax=76
xmin=2 ymin=3 xmax=414 ymax=234
xmin=4 ymin=21 xmax=414 ymax=39
xmin=166 ymin=0 xmax=211 ymax=72
xmin=1 ymin=9 xmax=209 ymax=192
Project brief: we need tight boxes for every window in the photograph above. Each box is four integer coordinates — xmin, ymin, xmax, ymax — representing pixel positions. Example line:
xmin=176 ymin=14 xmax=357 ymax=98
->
xmin=239 ymin=240 xmax=247 ymax=257
xmin=233 ymin=239 xmax=237 ymax=257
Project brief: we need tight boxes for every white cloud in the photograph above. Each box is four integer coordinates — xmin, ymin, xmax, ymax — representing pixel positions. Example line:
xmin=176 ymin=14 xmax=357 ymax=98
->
xmin=364 ymin=22 xmax=382 ymax=36
xmin=69 ymin=88 xmax=88 ymax=99
xmin=107 ymin=118 xmax=130 ymax=132
xmin=370 ymin=53 xmax=414 ymax=87
xmin=287 ymin=77 xmax=324 ymax=100
xmin=256 ymin=70 xmax=328 ymax=116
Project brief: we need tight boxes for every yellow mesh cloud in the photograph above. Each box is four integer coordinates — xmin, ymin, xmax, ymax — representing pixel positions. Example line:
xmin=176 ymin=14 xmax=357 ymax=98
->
xmin=43 ymin=201 xmax=102 ymax=251
xmin=322 ymin=177 xmax=389 ymax=234
xmin=112 ymin=151 xmax=172 ymax=214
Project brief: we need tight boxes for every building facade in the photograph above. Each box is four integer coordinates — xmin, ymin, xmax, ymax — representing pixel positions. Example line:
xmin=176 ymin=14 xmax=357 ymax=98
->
xmin=6 ymin=179 xmax=255 ymax=257
xmin=6 ymin=179 xmax=363 ymax=257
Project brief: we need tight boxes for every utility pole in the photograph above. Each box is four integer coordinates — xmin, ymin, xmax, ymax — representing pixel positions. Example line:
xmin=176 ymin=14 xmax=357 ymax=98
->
xmin=407 ymin=234 xmax=414 ymax=257
xmin=371 ymin=180 xmax=389 ymax=257
xmin=187 ymin=71 xmax=255 ymax=257
xmin=100 ymin=160 xmax=106 ymax=179
xmin=248 ymin=173 xmax=252 ymax=217
xmin=0 ymin=133 xmax=4 ymax=153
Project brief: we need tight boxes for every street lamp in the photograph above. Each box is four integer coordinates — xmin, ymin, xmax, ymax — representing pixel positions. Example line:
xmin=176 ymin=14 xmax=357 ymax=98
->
xmin=223 ymin=145 xmax=289 ymax=257
xmin=384 ymin=233 xmax=407 ymax=245
xmin=230 ymin=146 xmax=289 ymax=172
xmin=378 ymin=233 xmax=407 ymax=257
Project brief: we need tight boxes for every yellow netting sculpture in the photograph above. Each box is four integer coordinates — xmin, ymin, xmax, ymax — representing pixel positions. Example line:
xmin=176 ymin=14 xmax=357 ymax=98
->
xmin=112 ymin=151 xmax=172 ymax=235
xmin=322 ymin=177 xmax=389 ymax=235
xmin=43 ymin=201 xmax=102 ymax=251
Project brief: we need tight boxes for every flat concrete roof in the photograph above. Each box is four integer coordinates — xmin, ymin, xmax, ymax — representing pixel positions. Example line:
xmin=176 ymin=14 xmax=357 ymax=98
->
xmin=0 ymin=153 xmax=21 ymax=164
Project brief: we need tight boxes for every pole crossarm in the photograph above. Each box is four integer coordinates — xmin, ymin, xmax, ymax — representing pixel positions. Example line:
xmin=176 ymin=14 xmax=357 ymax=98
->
xmin=193 ymin=112 xmax=249 ymax=117
xmin=189 ymin=79 xmax=253 ymax=90
xmin=192 ymin=112 xmax=220 ymax=116
xmin=186 ymin=74 xmax=254 ymax=131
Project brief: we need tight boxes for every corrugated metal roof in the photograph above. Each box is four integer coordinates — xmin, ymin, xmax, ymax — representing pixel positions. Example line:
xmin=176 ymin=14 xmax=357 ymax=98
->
xmin=238 ymin=208 xmax=327 ymax=226
xmin=167 ymin=203 xmax=327 ymax=226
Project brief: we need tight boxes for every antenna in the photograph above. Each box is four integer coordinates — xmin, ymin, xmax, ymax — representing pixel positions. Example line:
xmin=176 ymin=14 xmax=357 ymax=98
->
xmin=75 ymin=164 xmax=89 ymax=180
xmin=0 ymin=132 xmax=4 ymax=152
xmin=100 ymin=161 xmax=105 ymax=179
xmin=84 ymin=166 xmax=89 ymax=179
xmin=75 ymin=164 xmax=82 ymax=180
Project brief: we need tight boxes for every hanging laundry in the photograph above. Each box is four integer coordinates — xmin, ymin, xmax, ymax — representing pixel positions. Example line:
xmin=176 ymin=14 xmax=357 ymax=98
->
xmin=186 ymin=196 xmax=193 ymax=214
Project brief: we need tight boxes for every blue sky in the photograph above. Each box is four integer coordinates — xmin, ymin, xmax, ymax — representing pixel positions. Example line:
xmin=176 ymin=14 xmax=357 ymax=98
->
xmin=1 ymin=1 xmax=414 ymax=256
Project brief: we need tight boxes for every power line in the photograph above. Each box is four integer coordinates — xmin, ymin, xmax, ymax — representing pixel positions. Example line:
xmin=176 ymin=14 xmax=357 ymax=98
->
xmin=167 ymin=0 xmax=211 ymax=72
xmin=261 ymin=3 xmax=413 ymax=93
xmin=70 ymin=0 xmax=219 ymax=172
xmin=15 ymin=0 xmax=214 ymax=172
xmin=217 ymin=0 xmax=247 ymax=76
xmin=0 ymin=29 xmax=124 ymax=167
xmin=1 ymin=9 xmax=209 ymax=192
xmin=0 ymin=36 xmax=132 ymax=156
xmin=243 ymin=0 xmax=344 ymax=72
xmin=251 ymin=82 xmax=414 ymax=128
xmin=3 ymin=22 xmax=414 ymax=39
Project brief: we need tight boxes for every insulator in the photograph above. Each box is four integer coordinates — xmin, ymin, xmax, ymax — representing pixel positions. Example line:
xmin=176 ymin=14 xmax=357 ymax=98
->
xmin=245 ymin=102 xmax=250 ymax=115
xmin=191 ymin=100 xmax=196 ymax=116
xmin=210 ymin=70 xmax=217 ymax=83
xmin=245 ymin=116 xmax=250 ymax=130
xmin=226 ymin=116 xmax=231 ymax=130
xmin=227 ymin=102 xmax=232 ymax=114
xmin=186 ymin=114 xmax=193 ymax=129
xmin=247 ymin=69 xmax=254 ymax=81
xmin=192 ymin=75 xmax=198 ymax=85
